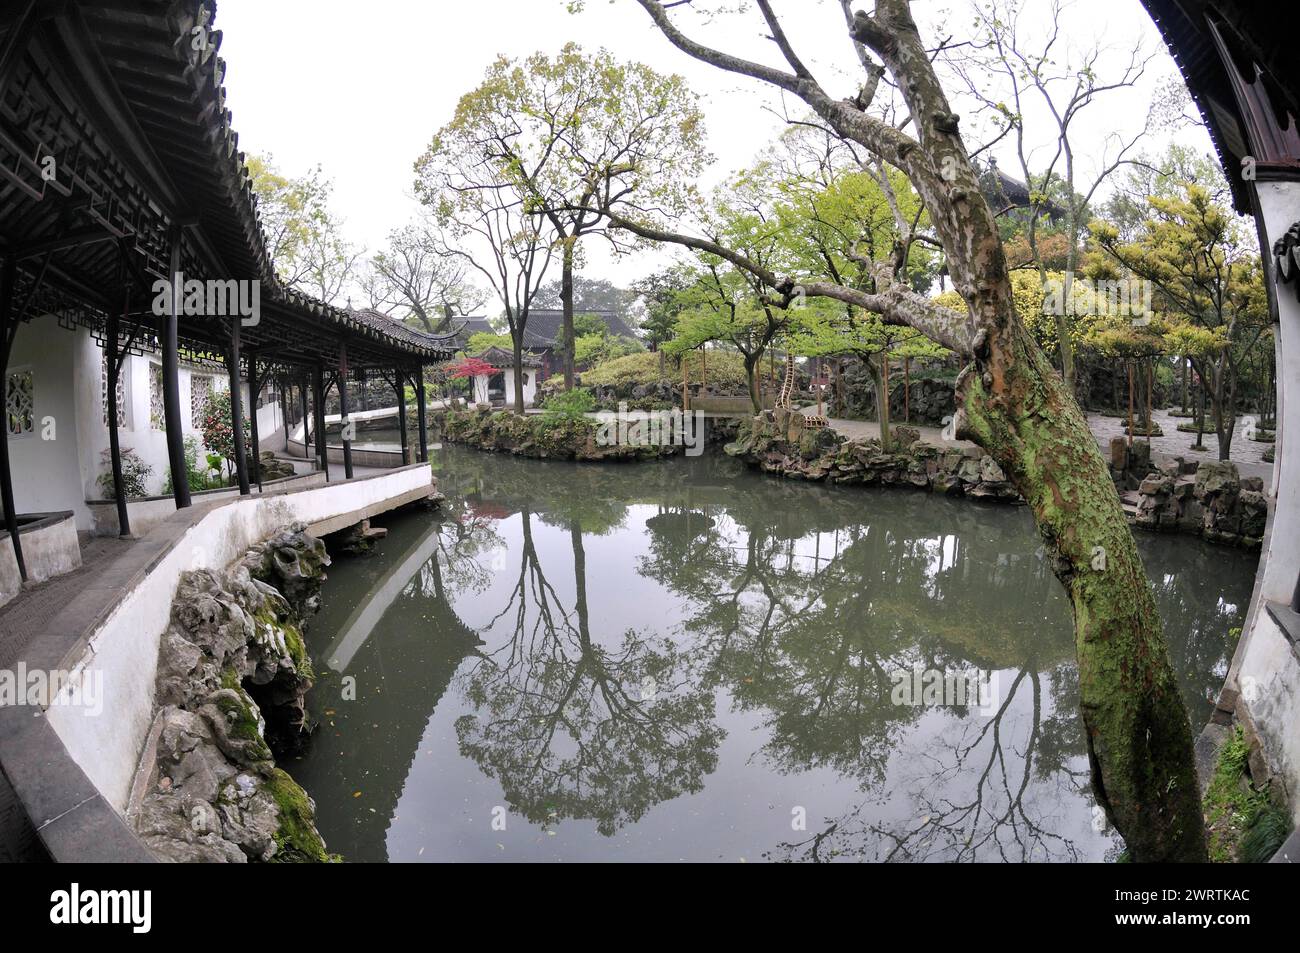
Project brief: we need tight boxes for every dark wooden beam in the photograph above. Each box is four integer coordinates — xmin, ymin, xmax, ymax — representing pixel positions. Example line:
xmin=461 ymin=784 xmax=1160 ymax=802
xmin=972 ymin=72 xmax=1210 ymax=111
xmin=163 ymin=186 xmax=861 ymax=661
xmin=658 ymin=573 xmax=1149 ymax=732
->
xmin=338 ymin=338 xmax=353 ymax=479
xmin=247 ymin=353 xmax=261 ymax=490
xmin=416 ymin=364 xmax=429 ymax=463
xmin=313 ymin=361 xmax=329 ymax=482
xmin=106 ymin=274 xmax=130 ymax=536
xmin=160 ymin=223 xmax=190 ymax=508
xmin=395 ymin=367 xmax=409 ymax=464
xmin=228 ymin=318 xmax=249 ymax=495
xmin=0 ymin=256 xmax=28 ymax=580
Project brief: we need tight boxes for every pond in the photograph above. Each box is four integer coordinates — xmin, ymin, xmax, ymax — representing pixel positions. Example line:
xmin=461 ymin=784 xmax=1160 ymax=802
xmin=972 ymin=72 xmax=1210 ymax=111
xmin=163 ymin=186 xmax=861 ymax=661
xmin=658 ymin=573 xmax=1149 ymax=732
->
xmin=285 ymin=445 xmax=1257 ymax=862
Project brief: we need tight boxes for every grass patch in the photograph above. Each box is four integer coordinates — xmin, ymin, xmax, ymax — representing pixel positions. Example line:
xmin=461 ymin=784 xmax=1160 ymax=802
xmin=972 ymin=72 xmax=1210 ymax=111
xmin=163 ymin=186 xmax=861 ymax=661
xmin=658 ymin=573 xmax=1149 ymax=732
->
xmin=1202 ymin=727 xmax=1290 ymax=862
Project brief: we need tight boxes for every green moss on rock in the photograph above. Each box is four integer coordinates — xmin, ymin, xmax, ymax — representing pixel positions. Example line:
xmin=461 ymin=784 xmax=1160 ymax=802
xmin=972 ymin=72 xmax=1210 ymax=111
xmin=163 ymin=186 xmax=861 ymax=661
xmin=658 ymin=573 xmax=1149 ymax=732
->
xmin=265 ymin=768 xmax=335 ymax=863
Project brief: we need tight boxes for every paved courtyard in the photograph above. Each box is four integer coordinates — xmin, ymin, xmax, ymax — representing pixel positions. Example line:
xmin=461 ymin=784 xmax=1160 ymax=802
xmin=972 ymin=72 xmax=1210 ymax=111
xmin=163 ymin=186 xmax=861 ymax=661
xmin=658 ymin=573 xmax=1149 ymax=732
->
xmin=1086 ymin=409 xmax=1273 ymax=483
xmin=805 ymin=407 xmax=1275 ymax=484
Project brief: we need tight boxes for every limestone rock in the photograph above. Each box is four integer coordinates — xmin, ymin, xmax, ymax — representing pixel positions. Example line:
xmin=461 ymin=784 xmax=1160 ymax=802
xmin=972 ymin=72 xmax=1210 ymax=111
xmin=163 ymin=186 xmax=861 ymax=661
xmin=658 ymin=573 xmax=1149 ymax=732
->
xmin=134 ymin=527 xmax=333 ymax=863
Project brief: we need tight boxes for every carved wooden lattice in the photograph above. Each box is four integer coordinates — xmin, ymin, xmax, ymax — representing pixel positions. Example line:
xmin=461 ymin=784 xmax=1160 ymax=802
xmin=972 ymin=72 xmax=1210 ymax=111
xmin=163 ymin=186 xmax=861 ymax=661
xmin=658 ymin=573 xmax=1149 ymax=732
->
xmin=6 ymin=370 xmax=34 ymax=436
xmin=101 ymin=354 xmax=127 ymax=428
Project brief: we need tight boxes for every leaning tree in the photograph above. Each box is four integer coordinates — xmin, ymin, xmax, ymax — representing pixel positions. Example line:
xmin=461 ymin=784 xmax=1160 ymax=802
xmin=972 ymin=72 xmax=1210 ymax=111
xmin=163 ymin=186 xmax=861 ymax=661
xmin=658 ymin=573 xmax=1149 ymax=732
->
xmin=579 ymin=0 xmax=1207 ymax=860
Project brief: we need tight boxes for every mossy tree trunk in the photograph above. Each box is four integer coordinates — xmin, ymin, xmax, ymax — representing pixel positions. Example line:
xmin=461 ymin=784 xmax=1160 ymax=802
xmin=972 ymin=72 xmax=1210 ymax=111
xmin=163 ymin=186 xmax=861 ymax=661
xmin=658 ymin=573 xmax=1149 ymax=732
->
xmin=627 ymin=0 xmax=1207 ymax=861
xmin=559 ymin=237 xmax=577 ymax=391
xmin=744 ymin=350 xmax=763 ymax=414
xmin=962 ymin=321 xmax=1206 ymax=862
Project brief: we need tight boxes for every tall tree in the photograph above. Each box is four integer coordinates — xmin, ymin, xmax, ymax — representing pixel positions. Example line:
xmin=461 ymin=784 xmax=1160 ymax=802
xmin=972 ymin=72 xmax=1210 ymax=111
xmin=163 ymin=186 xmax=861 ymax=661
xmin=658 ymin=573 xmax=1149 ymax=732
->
xmin=948 ymin=0 xmax=1161 ymax=390
xmin=414 ymin=77 xmax=558 ymax=413
xmin=248 ymin=153 xmax=361 ymax=305
xmin=1092 ymin=182 xmax=1270 ymax=459
xmin=362 ymin=222 xmax=486 ymax=332
xmin=580 ymin=0 xmax=1207 ymax=860
xmin=474 ymin=45 xmax=706 ymax=389
xmin=534 ymin=276 xmax=636 ymax=315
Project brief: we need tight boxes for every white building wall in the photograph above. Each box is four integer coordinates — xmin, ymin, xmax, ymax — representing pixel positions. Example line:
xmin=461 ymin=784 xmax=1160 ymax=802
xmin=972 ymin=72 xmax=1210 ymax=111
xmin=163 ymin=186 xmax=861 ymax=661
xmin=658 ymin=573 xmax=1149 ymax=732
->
xmin=6 ymin=316 xmax=283 ymax=532
xmin=1232 ymin=180 xmax=1300 ymax=823
xmin=503 ymin=368 xmax=538 ymax=408
xmin=8 ymin=316 xmax=87 ymax=527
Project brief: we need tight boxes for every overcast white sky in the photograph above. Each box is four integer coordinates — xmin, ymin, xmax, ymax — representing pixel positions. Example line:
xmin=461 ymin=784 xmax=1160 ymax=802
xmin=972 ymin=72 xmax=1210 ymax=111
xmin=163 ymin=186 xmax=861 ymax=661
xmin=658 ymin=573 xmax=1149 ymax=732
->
xmin=216 ymin=0 xmax=1214 ymax=302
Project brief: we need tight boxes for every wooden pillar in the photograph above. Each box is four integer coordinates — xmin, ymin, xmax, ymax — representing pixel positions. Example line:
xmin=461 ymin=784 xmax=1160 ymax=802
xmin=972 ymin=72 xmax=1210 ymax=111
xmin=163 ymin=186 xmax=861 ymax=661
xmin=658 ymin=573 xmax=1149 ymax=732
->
xmin=0 ymin=257 xmax=26 ymax=580
xmin=415 ymin=365 xmax=429 ymax=462
xmin=1127 ymin=361 xmax=1135 ymax=449
xmin=299 ymin=375 xmax=310 ymax=449
xmin=338 ymin=340 xmax=354 ymax=479
xmin=162 ymin=224 xmax=191 ymax=507
xmin=277 ymin=380 xmax=288 ymax=452
xmin=396 ymin=369 xmax=410 ymax=464
xmin=227 ymin=320 xmax=250 ymax=495
xmin=313 ymin=362 xmax=330 ymax=480
xmin=1145 ymin=359 xmax=1153 ymax=441
xmin=903 ymin=357 xmax=911 ymax=423
xmin=248 ymin=357 xmax=262 ymax=490
xmin=106 ymin=285 xmax=131 ymax=537
xmin=682 ymin=355 xmax=689 ymax=413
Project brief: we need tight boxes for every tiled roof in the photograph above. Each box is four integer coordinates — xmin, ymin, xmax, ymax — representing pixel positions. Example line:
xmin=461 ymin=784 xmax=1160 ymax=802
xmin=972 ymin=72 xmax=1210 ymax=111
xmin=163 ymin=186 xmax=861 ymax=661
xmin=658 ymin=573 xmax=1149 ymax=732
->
xmin=521 ymin=310 xmax=639 ymax=348
xmin=0 ymin=1 xmax=451 ymax=366
xmin=472 ymin=346 xmax=542 ymax=369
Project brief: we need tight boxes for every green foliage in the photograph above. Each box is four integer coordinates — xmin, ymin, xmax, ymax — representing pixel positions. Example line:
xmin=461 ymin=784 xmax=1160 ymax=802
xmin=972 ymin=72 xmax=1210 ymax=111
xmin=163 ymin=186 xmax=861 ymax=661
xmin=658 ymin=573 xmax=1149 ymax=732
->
xmin=200 ymin=390 xmax=252 ymax=471
xmin=466 ymin=331 xmax=513 ymax=354
xmin=97 ymin=447 xmax=153 ymax=501
xmin=164 ymin=435 xmax=220 ymax=494
xmin=541 ymin=387 xmax=597 ymax=418
xmin=1241 ymin=804 xmax=1292 ymax=863
xmin=1202 ymin=726 xmax=1277 ymax=863
xmin=247 ymin=153 xmax=357 ymax=304
xmin=574 ymin=330 xmax=641 ymax=368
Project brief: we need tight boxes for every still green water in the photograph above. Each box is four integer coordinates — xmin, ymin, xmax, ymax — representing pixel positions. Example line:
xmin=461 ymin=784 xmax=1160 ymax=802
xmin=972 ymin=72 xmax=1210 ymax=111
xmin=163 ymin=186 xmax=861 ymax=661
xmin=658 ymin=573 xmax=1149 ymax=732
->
xmin=285 ymin=445 xmax=1256 ymax=862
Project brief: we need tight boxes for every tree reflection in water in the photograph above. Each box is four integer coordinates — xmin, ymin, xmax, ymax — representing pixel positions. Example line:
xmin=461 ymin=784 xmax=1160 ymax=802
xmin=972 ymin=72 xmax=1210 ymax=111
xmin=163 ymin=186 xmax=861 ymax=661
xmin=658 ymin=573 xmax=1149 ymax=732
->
xmin=298 ymin=447 xmax=1252 ymax=861
xmin=452 ymin=494 xmax=722 ymax=837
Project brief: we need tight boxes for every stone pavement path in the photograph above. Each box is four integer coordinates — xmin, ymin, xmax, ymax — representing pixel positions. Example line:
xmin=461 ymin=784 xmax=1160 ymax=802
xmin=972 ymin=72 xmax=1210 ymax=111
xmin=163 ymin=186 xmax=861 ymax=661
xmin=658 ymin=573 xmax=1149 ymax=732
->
xmin=0 ymin=534 xmax=135 ymax=670
xmin=798 ymin=409 xmax=976 ymax=450
xmin=1086 ymin=409 xmax=1274 ymax=483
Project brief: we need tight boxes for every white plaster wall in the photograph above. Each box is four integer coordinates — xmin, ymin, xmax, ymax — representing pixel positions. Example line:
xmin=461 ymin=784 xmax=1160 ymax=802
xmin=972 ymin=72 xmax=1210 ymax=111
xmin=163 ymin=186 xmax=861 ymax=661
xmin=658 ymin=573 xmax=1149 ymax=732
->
xmin=9 ymin=317 xmax=88 ymax=528
xmin=1234 ymin=179 xmax=1300 ymax=821
xmin=255 ymin=395 xmax=283 ymax=447
xmin=76 ymin=354 xmax=234 ymax=511
xmin=1237 ymin=612 xmax=1299 ymax=810
xmin=502 ymin=369 xmax=537 ymax=408
xmin=45 ymin=464 xmax=436 ymax=809
xmin=1254 ymin=181 xmax=1300 ymax=604
xmin=472 ymin=373 xmax=490 ymax=405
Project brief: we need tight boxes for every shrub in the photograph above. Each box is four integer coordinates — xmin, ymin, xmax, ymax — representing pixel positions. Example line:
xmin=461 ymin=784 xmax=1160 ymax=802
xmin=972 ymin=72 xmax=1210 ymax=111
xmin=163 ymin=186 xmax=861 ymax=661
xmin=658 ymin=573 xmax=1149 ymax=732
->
xmin=541 ymin=387 xmax=596 ymax=418
xmin=201 ymin=390 xmax=251 ymax=475
xmin=582 ymin=348 xmax=755 ymax=395
xmin=581 ymin=351 xmax=669 ymax=388
xmin=97 ymin=447 xmax=152 ymax=500
xmin=164 ymin=435 xmax=221 ymax=493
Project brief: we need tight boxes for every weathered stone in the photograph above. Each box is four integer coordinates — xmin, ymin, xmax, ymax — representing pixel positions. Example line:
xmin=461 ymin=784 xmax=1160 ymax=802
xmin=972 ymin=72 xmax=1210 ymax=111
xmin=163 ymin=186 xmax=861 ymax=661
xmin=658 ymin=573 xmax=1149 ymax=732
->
xmin=891 ymin=425 xmax=920 ymax=447
xmin=1195 ymin=459 xmax=1241 ymax=498
xmin=1138 ymin=474 xmax=1173 ymax=496
xmin=135 ymin=527 xmax=334 ymax=863
xmin=979 ymin=455 xmax=1007 ymax=484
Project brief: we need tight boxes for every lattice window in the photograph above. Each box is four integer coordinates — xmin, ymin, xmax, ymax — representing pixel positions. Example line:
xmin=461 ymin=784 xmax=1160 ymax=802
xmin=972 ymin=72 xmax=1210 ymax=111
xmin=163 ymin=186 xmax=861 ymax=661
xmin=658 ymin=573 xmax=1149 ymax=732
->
xmin=149 ymin=363 xmax=165 ymax=431
xmin=101 ymin=353 xmax=127 ymax=428
xmin=191 ymin=375 xmax=212 ymax=428
xmin=6 ymin=369 xmax=34 ymax=436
